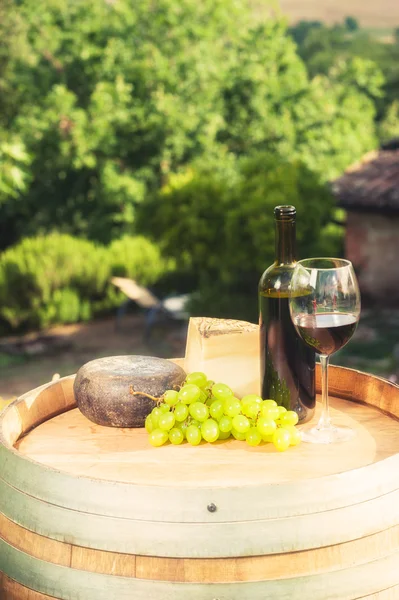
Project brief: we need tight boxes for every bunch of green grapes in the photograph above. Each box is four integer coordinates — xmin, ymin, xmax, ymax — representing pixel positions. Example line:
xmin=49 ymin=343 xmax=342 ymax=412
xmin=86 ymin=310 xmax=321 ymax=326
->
xmin=145 ymin=372 xmax=301 ymax=451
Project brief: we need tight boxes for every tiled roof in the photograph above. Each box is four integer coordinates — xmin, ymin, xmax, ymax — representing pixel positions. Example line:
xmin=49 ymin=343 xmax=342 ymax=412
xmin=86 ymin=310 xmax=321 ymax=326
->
xmin=332 ymin=147 xmax=399 ymax=212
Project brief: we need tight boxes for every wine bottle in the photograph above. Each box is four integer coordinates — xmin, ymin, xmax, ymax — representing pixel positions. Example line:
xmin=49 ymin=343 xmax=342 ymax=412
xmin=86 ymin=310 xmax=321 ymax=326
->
xmin=258 ymin=205 xmax=315 ymax=423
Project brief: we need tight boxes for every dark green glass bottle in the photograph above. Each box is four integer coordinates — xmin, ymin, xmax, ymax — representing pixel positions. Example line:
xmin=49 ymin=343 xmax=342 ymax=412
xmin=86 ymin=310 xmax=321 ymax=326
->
xmin=258 ymin=205 xmax=315 ymax=423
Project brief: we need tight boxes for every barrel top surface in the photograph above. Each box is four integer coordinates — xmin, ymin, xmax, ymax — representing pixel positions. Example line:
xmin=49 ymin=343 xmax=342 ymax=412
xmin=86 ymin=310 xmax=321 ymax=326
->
xmin=13 ymin=393 xmax=399 ymax=487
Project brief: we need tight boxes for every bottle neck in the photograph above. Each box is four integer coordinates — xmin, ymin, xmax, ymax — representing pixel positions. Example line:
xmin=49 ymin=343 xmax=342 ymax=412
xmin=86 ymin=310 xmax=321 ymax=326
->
xmin=275 ymin=219 xmax=296 ymax=265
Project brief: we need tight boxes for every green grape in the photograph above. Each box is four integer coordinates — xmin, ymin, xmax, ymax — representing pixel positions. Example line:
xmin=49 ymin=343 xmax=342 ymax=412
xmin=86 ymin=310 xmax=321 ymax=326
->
xmin=204 ymin=380 xmax=215 ymax=392
xmin=262 ymin=399 xmax=277 ymax=408
xmin=199 ymin=390 xmax=208 ymax=403
xmin=175 ymin=421 xmax=188 ymax=438
xmin=224 ymin=398 xmax=241 ymax=417
xmin=262 ymin=434 xmax=274 ymax=443
xmin=260 ymin=405 xmax=279 ymax=421
xmin=189 ymin=402 xmax=209 ymax=422
xmin=280 ymin=411 xmax=299 ymax=427
xmin=209 ymin=399 xmax=224 ymax=420
xmin=212 ymin=383 xmax=233 ymax=401
xmin=232 ymin=414 xmax=250 ymax=433
xmin=145 ymin=414 xmax=154 ymax=433
xmin=205 ymin=396 xmax=215 ymax=406
xmin=151 ymin=407 xmax=162 ymax=428
xmin=174 ymin=403 xmax=189 ymax=422
xmin=201 ymin=419 xmax=219 ymax=443
xmin=231 ymin=429 xmax=246 ymax=441
xmin=273 ymin=429 xmax=291 ymax=452
xmin=158 ymin=412 xmax=176 ymax=431
xmin=178 ymin=384 xmax=201 ymax=405
xmin=246 ymin=427 xmax=262 ymax=447
xmin=256 ymin=417 xmax=277 ymax=437
xmin=190 ymin=419 xmax=201 ymax=428
xmin=186 ymin=425 xmax=202 ymax=446
xmin=185 ymin=372 xmax=208 ymax=388
xmin=159 ymin=403 xmax=170 ymax=413
xmin=218 ymin=430 xmax=231 ymax=440
xmin=164 ymin=390 xmax=179 ymax=407
xmin=169 ymin=428 xmax=184 ymax=445
xmin=241 ymin=394 xmax=263 ymax=407
xmin=242 ymin=401 xmax=260 ymax=419
xmin=219 ymin=415 xmax=233 ymax=433
xmin=277 ymin=406 xmax=287 ymax=417
xmin=149 ymin=429 xmax=168 ymax=447
xmin=283 ymin=425 xmax=302 ymax=446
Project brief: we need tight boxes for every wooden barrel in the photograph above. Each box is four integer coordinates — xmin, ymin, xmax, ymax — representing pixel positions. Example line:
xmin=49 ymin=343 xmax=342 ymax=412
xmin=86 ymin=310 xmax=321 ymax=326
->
xmin=1 ymin=364 xmax=399 ymax=599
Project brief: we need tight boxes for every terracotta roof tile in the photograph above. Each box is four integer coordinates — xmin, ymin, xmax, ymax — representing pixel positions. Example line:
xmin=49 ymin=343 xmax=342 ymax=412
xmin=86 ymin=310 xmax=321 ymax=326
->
xmin=332 ymin=149 xmax=399 ymax=212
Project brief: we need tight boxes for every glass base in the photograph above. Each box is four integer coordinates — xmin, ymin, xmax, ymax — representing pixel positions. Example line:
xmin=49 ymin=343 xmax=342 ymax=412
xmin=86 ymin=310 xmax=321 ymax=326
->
xmin=300 ymin=424 xmax=355 ymax=444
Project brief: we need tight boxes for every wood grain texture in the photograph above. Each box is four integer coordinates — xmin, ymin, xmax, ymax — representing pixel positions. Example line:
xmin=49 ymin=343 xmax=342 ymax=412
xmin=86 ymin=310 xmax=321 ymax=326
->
xmin=2 ymin=513 xmax=399 ymax=582
xmin=2 ymin=472 xmax=399 ymax=558
xmin=13 ymin=395 xmax=399 ymax=486
xmin=0 ymin=514 xmax=71 ymax=567
xmin=1 ymin=574 xmax=57 ymax=599
xmin=2 ymin=538 xmax=399 ymax=600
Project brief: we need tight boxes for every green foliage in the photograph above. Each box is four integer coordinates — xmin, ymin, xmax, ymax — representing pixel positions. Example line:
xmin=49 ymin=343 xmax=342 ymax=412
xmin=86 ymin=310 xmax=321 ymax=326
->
xmin=140 ymin=152 xmax=346 ymax=320
xmin=0 ymin=233 xmax=166 ymax=332
xmin=0 ymin=0 xmax=255 ymax=249
xmin=0 ymin=2 xmax=389 ymax=327
xmin=289 ymin=20 xmax=322 ymax=47
xmin=138 ymin=153 xmax=341 ymax=288
xmin=378 ymin=101 xmax=399 ymax=143
xmin=0 ymin=2 xmax=381 ymax=252
xmin=0 ymin=134 xmax=31 ymax=203
xmin=108 ymin=235 xmax=168 ymax=283
xmin=290 ymin=20 xmax=399 ymax=122
xmin=345 ymin=17 xmax=359 ymax=32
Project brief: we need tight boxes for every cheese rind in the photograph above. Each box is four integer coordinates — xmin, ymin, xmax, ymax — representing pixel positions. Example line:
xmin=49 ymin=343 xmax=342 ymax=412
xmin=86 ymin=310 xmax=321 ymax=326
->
xmin=184 ymin=317 xmax=260 ymax=398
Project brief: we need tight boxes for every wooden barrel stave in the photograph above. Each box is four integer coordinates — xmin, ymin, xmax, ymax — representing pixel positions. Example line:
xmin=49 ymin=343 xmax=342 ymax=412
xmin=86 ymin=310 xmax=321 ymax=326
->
xmin=2 ymin=365 xmax=399 ymax=599
xmin=2 ymin=537 xmax=399 ymax=600
xmin=2 ymin=474 xmax=399 ymax=558
xmin=2 ymin=512 xmax=399 ymax=583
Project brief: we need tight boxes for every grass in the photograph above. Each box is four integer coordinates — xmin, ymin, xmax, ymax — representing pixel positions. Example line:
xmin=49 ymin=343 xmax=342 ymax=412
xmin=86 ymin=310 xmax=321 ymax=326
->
xmin=252 ymin=0 xmax=399 ymax=28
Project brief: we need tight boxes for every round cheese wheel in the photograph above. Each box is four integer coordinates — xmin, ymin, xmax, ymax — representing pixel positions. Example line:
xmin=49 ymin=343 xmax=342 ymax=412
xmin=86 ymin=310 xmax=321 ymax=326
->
xmin=74 ymin=356 xmax=186 ymax=428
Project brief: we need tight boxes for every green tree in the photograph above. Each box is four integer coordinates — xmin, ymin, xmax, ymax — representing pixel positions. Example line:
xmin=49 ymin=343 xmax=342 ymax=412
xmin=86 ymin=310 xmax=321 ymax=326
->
xmin=0 ymin=0 xmax=254 ymax=248
xmin=345 ymin=17 xmax=359 ymax=32
xmin=378 ymin=101 xmax=399 ymax=143
xmin=290 ymin=21 xmax=399 ymax=122
xmin=0 ymin=2 xmax=380 ymax=257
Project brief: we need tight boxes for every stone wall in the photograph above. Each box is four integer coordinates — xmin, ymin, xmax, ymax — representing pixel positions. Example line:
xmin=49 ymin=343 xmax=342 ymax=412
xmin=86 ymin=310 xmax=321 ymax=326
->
xmin=345 ymin=211 xmax=399 ymax=305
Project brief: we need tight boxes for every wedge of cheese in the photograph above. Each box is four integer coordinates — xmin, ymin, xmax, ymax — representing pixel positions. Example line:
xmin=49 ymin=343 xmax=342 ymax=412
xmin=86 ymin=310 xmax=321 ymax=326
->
xmin=184 ymin=317 xmax=260 ymax=398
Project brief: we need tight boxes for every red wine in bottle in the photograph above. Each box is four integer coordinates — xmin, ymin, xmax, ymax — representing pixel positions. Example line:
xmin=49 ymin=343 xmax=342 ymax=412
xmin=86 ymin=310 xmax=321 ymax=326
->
xmin=294 ymin=313 xmax=358 ymax=356
xmin=259 ymin=206 xmax=315 ymax=423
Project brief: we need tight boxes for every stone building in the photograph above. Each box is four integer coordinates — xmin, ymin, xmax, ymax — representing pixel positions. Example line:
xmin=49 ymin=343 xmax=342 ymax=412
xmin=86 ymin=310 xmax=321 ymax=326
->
xmin=333 ymin=145 xmax=399 ymax=306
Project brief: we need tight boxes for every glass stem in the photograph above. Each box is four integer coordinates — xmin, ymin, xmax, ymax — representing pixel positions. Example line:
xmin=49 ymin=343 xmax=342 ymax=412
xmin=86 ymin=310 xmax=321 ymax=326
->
xmin=318 ymin=354 xmax=332 ymax=430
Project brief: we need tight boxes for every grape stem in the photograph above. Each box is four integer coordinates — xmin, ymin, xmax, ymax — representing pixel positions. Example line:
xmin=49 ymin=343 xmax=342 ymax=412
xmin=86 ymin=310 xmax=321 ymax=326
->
xmin=129 ymin=386 xmax=161 ymax=402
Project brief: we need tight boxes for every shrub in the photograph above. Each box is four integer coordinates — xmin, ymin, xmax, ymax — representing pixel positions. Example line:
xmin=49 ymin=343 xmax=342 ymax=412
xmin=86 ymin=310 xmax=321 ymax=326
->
xmin=0 ymin=232 xmax=166 ymax=332
xmin=138 ymin=152 xmax=344 ymax=319
xmin=108 ymin=235 xmax=167 ymax=284
xmin=139 ymin=152 xmax=340 ymax=284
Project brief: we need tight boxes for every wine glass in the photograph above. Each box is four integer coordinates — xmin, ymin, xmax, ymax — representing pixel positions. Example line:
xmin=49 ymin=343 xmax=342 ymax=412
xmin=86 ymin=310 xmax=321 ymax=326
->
xmin=289 ymin=258 xmax=361 ymax=444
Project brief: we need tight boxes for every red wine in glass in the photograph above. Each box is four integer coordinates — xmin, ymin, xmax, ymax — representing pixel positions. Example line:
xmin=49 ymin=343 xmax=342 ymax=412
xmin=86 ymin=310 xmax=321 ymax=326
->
xmin=294 ymin=313 xmax=358 ymax=356
xmin=289 ymin=258 xmax=361 ymax=444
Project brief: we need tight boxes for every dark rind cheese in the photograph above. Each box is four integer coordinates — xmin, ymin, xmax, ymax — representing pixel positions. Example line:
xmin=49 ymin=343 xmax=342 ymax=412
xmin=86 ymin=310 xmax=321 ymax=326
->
xmin=74 ymin=356 xmax=186 ymax=428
